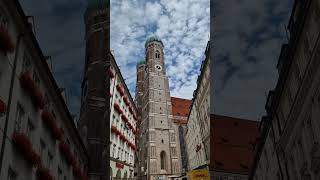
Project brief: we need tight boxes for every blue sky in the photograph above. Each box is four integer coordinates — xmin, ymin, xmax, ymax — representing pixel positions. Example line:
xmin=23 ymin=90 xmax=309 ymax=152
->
xmin=110 ymin=0 xmax=210 ymax=99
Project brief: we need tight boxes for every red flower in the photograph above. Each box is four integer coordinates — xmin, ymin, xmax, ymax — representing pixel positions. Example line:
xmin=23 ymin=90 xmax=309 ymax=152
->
xmin=42 ymin=109 xmax=61 ymax=140
xmin=108 ymin=68 xmax=115 ymax=78
xmin=59 ymin=141 xmax=76 ymax=166
xmin=123 ymin=96 xmax=130 ymax=106
xmin=0 ymin=98 xmax=7 ymax=114
xmin=121 ymin=115 xmax=129 ymax=123
xmin=114 ymin=103 xmax=123 ymax=114
xmin=12 ymin=132 xmax=41 ymax=166
xmin=19 ymin=72 xmax=46 ymax=110
xmin=116 ymin=84 xmax=124 ymax=96
xmin=0 ymin=25 xmax=15 ymax=53
xmin=36 ymin=166 xmax=55 ymax=180
xmin=12 ymin=132 xmax=32 ymax=154
xmin=73 ymin=166 xmax=82 ymax=178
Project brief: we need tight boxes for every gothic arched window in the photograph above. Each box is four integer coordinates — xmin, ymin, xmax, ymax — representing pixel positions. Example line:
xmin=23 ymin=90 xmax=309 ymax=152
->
xmin=160 ymin=151 xmax=166 ymax=170
xmin=155 ymin=50 xmax=160 ymax=59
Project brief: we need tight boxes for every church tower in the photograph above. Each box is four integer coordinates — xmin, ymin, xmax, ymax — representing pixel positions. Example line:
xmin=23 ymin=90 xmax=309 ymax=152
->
xmin=136 ymin=36 xmax=182 ymax=180
xmin=78 ymin=0 xmax=109 ymax=179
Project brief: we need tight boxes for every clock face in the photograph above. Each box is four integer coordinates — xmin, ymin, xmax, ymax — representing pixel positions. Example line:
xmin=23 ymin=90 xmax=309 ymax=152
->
xmin=155 ymin=65 xmax=162 ymax=71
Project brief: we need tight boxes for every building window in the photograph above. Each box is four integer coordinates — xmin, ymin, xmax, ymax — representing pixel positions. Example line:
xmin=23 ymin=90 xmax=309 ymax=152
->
xmin=14 ymin=103 xmax=24 ymax=132
xmin=26 ymin=119 xmax=34 ymax=141
xmin=160 ymin=151 xmax=167 ymax=170
xmin=33 ymin=70 xmax=40 ymax=86
xmin=22 ymin=54 xmax=31 ymax=73
xmin=155 ymin=50 xmax=160 ymax=59
xmin=7 ymin=167 xmax=17 ymax=180
xmin=40 ymin=139 xmax=46 ymax=161
xmin=48 ymin=151 xmax=53 ymax=169
xmin=58 ymin=168 xmax=62 ymax=180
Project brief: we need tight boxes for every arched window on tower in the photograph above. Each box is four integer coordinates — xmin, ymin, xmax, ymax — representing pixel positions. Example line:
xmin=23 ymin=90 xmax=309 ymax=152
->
xmin=155 ymin=50 xmax=160 ymax=59
xmin=160 ymin=151 xmax=167 ymax=170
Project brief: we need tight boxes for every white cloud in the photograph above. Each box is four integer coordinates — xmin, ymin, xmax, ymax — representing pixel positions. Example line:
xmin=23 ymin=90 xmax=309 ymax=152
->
xmin=111 ymin=0 xmax=209 ymax=100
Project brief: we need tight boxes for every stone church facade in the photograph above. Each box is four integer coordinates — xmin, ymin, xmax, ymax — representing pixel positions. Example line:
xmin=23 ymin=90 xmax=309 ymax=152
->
xmin=135 ymin=36 xmax=182 ymax=180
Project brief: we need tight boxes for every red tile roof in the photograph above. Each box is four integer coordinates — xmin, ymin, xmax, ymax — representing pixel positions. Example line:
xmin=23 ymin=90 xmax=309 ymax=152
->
xmin=210 ymin=114 xmax=259 ymax=175
xmin=171 ymin=97 xmax=192 ymax=117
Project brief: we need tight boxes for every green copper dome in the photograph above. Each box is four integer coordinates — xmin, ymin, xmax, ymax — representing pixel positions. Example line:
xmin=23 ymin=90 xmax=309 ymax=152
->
xmin=145 ymin=35 xmax=164 ymax=48
xmin=86 ymin=0 xmax=109 ymax=14
xmin=137 ymin=58 xmax=146 ymax=65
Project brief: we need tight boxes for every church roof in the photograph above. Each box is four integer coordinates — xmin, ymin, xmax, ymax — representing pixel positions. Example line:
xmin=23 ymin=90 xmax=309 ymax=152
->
xmin=137 ymin=58 xmax=145 ymax=65
xmin=210 ymin=114 xmax=258 ymax=175
xmin=171 ymin=97 xmax=192 ymax=117
xmin=145 ymin=35 xmax=164 ymax=48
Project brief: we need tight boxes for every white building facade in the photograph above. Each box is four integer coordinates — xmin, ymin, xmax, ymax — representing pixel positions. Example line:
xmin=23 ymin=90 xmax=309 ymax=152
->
xmin=0 ymin=1 xmax=89 ymax=180
xmin=109 ymin=53 xmax=137 ymax=179
xmin=185 ymin=41 xmax=210 ymax=171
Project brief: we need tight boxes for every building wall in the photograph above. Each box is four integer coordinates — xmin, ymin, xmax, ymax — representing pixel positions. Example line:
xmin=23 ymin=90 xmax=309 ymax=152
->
xmin=0 ymin=1 xmax=88 ymax=180
xmin=250 ymin=0 xmax=320 ymax=179
xmin=185 ymin=42 xmax=210 ymax=171
xmin=109 ymin=54 xmax=137 ymax=179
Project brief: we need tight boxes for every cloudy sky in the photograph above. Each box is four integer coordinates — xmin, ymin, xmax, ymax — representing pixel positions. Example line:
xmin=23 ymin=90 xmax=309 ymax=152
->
xmin=18 ymin=0 xmax=295 ymax=121
xmin=211 ymin=0 xmax=294 ymax=120
xmin=19 ymin=0 xmax=88 ymax=116
xmin=110 ymin=0 xmax=210 ymax=98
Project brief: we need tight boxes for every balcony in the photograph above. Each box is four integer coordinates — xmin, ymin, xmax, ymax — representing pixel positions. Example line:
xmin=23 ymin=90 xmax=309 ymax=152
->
xmin=19 ymin=72 xmax=46 ymax=110
xmin=0 ymin=25 xmax=15 ymax=53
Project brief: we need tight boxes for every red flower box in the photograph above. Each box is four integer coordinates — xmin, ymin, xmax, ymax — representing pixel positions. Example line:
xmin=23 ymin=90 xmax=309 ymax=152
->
xmin=19 ymin=72 xmax=46 ymax=110
xmin=121 ymin=115 xmax=129 ymax=123
xmin=36 ymin=166 xmax=55 ymax=180
xmin=113 ymin=103 xmax=123 ymax=114
xmin=41 ymin=109 xmax=61 ymax=140
xmin=129 ymin=106 xmax=133 ymax=114
xmin=73 ymin=166 xmax=82 ymax=178
xmin=12 ymin=132 xmax=32 ymax=155
xmin=116 ymin=162 xmax=124 ymax=169
xmin=0 ymin=25 xmax=15 ymax=53
xmin=59 ymin=141 xmax=76 ymax=166
xmin=12 ymin=132 xmax=41 ymax=166
xmin=82 ymin=174 xmax=89 ymax=180
xmin=116 ymin=84 xmax=124 ymax=96
xmin=0 ymin=98 xmax=7 ymax=114
xmin=108 ymin=68 xmax=115 ymax=78
xmin=123 ymin=96 xmax=130 ymax=106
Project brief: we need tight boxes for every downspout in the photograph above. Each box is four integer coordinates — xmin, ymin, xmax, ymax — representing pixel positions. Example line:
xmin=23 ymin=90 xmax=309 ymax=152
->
xmin=0 ymin=33 xmax=24 ymax=174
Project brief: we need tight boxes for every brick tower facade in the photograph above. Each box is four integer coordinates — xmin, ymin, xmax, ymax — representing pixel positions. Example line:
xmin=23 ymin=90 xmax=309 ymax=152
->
xmin=78 ymin=1 xmax=109 ymax=179
xmin=136 ymin=36 xmax=182 ymax=180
